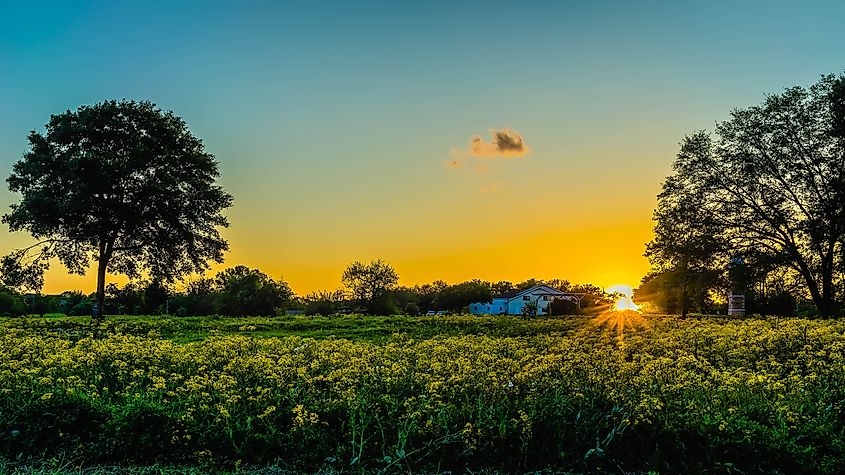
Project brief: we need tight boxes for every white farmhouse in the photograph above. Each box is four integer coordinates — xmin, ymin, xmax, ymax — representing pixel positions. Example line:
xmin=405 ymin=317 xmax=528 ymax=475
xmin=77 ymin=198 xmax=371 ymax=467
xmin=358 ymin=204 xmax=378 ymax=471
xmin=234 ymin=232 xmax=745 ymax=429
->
xmin=468 ymin=285 xmax=585 ymax=316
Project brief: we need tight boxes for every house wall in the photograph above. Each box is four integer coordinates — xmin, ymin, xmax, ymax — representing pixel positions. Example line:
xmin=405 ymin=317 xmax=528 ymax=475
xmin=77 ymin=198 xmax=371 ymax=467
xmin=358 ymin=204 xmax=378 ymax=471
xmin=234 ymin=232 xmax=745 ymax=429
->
xmin=537 ymin=296 xmax=552 ymax=315
xmin=469 ymin=298 xmax=507 ymax=315
xmin=508 ymin=297 xmax=525 ymax=315
xmin=492 ymin=298 xmax=507 ymax=314
xmin=507 ymin=290 xmax=555 ymax=315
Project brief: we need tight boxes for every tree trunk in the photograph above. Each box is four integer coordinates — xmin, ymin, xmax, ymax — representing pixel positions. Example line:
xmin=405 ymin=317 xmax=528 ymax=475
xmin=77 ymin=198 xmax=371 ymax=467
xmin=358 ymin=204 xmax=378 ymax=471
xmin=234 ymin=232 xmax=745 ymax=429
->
xmin=805 ymin=285 xmax=825 ymax=317
xmin=819 ymin=268 xmax=835 ymax=318
xmin=800 ymin=267 xmax=832 ymax=318
xmin=680 ymin=261 xmax=690 ymax=318
xmin=820 ymin=247 xmax=838 ymax=318
xmin=793 ymin=254 xmax=832 ymax=318
xmin=92 ymin=244 xmax=112 ymax=321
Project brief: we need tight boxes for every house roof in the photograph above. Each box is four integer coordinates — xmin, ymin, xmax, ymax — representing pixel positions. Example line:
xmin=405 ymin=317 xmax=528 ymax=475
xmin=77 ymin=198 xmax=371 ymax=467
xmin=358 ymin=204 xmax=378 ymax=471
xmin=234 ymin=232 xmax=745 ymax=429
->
xmin=493 ymin=285 xmax=583 ymax=301
xmin=512 ymin=285 xmax=567 ymax=298
xmin=492 ymin=290 xmax=521 ymax=299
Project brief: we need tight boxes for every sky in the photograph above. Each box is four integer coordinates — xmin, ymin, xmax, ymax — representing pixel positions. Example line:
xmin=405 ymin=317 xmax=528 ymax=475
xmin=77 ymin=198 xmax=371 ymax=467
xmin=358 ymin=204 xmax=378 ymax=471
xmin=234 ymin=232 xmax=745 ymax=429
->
xmin=0 ymin=0 xmax=843 ymax=296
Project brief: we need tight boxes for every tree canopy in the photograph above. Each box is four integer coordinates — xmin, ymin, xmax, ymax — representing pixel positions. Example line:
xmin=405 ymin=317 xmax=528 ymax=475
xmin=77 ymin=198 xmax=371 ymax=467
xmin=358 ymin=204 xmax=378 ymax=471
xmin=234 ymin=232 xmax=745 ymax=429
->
xmin=341 ymin=259 xmax=399 ymax=314
xmin=1 ymin=100 xmax=233 ymax=319
xmin=647 ymin=73 xmax=845 ymax=316
xmin=435 ymin=280 xmax=492 ymax=312
xmin=214 ymin=265 xmax=293 ymax=316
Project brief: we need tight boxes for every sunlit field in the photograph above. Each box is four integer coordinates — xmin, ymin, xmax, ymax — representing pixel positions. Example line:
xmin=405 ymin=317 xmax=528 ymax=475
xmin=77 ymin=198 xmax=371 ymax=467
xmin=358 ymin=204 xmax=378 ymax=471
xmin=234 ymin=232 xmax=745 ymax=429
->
xmin=2 ymin=313 xmax=844 ymax=474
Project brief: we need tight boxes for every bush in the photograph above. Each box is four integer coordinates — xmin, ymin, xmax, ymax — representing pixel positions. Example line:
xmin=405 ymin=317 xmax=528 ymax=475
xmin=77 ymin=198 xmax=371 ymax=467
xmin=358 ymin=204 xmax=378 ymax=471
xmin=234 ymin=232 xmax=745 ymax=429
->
xmin=304 ymin=299 xmax=336 ymax=316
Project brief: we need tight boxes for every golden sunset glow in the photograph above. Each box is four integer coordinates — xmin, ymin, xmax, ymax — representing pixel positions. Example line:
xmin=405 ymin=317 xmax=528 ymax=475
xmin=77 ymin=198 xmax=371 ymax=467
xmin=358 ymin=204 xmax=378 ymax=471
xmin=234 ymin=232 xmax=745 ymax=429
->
xmin=594 ymin=309 xmax=648 ymax=341
xmin=613 ymin=296 xmax=641 ymax=312
xmin=29 ymin=217 xmax=655 ymax=295
xmin=594 ymin=283 xmax=646 ymax=339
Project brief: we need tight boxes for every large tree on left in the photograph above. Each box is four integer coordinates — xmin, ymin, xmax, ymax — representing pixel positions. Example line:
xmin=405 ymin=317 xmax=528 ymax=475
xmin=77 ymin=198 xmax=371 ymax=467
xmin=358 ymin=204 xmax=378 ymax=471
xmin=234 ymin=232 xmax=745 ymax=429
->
xmin=1 ymin=100 xmax=233 ymax=320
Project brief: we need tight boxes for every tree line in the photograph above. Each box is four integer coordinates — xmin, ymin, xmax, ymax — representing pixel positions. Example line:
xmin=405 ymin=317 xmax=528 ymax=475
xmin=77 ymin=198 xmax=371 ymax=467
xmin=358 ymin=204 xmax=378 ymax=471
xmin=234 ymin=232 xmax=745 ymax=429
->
xmin=0 ymin=259 xmax=617 ymax=317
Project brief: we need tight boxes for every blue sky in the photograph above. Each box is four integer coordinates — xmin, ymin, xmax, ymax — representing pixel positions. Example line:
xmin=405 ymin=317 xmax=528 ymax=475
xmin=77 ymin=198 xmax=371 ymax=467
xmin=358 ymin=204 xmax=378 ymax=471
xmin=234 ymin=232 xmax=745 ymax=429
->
xmin=1 ymin=1 xmax=843 ymax=293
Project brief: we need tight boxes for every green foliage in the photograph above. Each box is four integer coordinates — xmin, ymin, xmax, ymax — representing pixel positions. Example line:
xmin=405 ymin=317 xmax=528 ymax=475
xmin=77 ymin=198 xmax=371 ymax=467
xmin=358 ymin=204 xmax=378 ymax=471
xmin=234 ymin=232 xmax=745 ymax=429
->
xmin=567 ymin=283 xmax=614 ymax=313
xmin=173 ymin=278 xmax=217 ymax=316
xmin=214 ymin=265 xmax=293 ymax=316
xmin=403 ymin=301 xmax=421 ymax=316
xmin=0 ymin=288 xmax=25 ymax=316
xmin=398 ymin=278 xmax=605 ymax=315
xmin=341 ymin=259 xmax=398 ymax=314
xmin=303 ymin=299 xmax=336 ymax=316
xmin=549 ymin=297 xmax=581 ymax=315
xmin=636 ymin=269 xmax=722 ymax=315
xmin=57 ymin=290 xmax=93 ymax=316
xmin=750 ymin=290 xmax=798 ymax=317
xmin=302 ymin=290 xmax=345 ymax=316
xmin=367 ymin=292 xmax=401 ymax=316
xmin=105 ymin=281 xmax=171 ymax=315
xmin=403 ymin=280 xmax=447 ymax=312
xmin=0 ymin=314 xmax=589 ymax=343
xmin=436 ymin=280 xmax=492 ymax=312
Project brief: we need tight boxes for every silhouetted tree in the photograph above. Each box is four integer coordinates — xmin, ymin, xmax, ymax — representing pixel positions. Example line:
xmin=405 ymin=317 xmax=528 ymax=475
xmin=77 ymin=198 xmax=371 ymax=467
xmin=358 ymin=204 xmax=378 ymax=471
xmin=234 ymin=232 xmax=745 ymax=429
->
xmin=105 ymin=282 xmax=144 ymax=314
xmin=404 ymin=302 xmax=421 ymax=316
xmin=649 ymin=73 xmax=845 ymax=317
xmin=303 ymin=290 xmax=345 ymax=316
xmin=436 ymin=280 xmax=492 ymax=312
xmin=516 ymin=279 xmax=544 ymax=291
xmin=566 ymin=284 xmax=614 ymax=314
xmin=58 ymin=290 xmax=93 ymax=316
xmin=549 ymin=297 xmax=580 ymax=316
xmin=645 ymin=150 xmax=727 ymax=317
xmin=388 ymin=287 xmax=422 ymax=315
xmin=341 ymin=259 xmax=399 ymax=314
xmin=142 ymin=280 xmax=170 ymax=314
xmin=490 ymin=280 xmax=516 ymax=296
xmin=1 ymin=100 xmax=233 ymax=320
xmin=635 ymin=270 xmax=720 ymax=315
xmin=545 ymin=279 xmax=572 ymax=292
xmin=0 ymin=287 xmax=25 ymax=316
xmin=724 ymin=252 xmax=803 ymax=316
xmin=166 ymin=278 xmax=219 ymax=316
xmin=102 ymin=280 xmax=169 ymax=315
xmin=214 ymin=266 xmax=293 ymax=316
xmin=411 ymin=280 xmax=447 ymax=311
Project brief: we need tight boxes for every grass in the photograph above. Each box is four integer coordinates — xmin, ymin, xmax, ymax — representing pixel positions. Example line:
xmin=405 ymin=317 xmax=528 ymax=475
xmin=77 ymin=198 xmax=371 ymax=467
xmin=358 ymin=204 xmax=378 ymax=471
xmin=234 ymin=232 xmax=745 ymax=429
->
xmin=0 ymin=313 xmax=592 ymax=343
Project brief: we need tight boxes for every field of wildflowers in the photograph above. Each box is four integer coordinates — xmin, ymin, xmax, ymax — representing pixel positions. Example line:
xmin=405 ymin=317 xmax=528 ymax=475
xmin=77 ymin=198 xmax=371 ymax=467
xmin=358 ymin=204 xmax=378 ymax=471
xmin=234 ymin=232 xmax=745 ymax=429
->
xmin=1 ymin=314 xmax=844 ymax=473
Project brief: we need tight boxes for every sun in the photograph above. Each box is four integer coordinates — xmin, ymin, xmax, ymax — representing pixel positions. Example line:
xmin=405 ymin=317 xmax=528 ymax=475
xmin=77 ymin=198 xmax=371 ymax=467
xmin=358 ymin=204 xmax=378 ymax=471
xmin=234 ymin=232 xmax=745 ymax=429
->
xmin=606 ymin=284 xmax=641 ymax=313
xmin=606 ymin=284 xmax=634 ymax=295
xmin=592 ymin=284 xmax=647 ymax=342
xmin=613 ymin=296 xmax=641 ymax=312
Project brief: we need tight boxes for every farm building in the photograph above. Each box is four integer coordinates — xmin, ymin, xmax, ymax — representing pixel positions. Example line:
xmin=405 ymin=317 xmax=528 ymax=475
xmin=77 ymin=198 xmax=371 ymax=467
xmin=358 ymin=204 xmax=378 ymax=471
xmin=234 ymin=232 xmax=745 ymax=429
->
xmin=468 ymin=285 xmax=585 ymax=316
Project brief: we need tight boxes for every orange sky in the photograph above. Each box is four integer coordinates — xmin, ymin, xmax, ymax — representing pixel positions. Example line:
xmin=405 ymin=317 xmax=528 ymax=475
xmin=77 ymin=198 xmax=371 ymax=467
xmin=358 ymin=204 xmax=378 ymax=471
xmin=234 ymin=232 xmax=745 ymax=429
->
xmin=32 ymin=219 xmax=654 ymax=296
